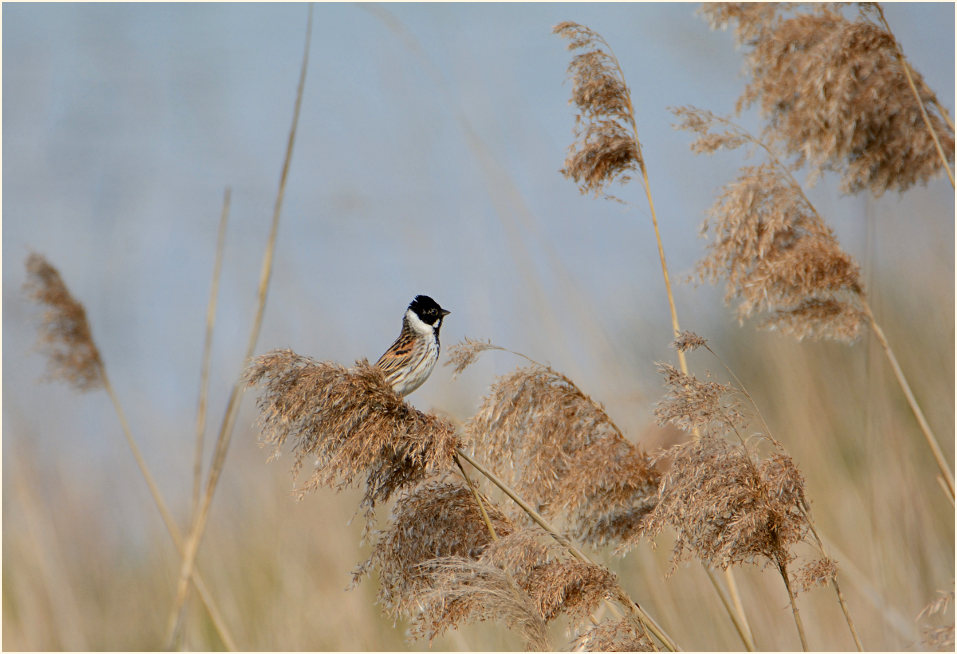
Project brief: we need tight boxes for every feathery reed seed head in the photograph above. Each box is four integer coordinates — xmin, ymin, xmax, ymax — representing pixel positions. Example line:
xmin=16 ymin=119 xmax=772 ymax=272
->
xmin=410 ymin=558 xmax=550 ymax=651
xmin=702 ymin=3 xmax=955 ymax=195
xmin=23 ymin=253 xmax=104 ymax=391
xmin=554 ymin=22 xmax=641 ymax=198
xmin=796 ymin=557 xmax=839 ymax=593
xmin=571 ymin=617 xmax=655 ymax=652
xmin=554 ymin=435 xmax=660 ymax=549
xmin=479 ymin=529 xmax=618 ymax=624
xmin=644 ymin=362 xmax=810 ymax=572
xmin=642 ymin=434 xmax=809 ymax=573
xmin=674 ymin=107 xmax=868 ymax=342
xmin=654 ymin=363 xmax=745 ymax=438
xmin=466 ymin=365 xmax=619 ymax=509
xmin=444 ymin=337 xmax=506 ymax=376
xmin=243 ymin=350 xmax=460 ymax=513
xmin=353 ymin=478 xmax=515 ymax=618
xmin=918 ymin=590 xmax=955 ymax=651
xmin=673 ymin=330 xmax=708 ymax=353
xmin=410 ymin=527 xmax=618 ymax=647
xmin=466 ymin=358 xmax=659 ymax=547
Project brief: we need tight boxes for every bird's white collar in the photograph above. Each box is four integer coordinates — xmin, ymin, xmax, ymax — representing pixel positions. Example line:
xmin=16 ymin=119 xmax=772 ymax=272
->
xmin=406 ymin=308 xmax=435 ymax=335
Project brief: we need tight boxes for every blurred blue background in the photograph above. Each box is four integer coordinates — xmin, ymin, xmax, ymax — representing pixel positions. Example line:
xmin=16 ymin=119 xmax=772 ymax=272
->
xmin=3 ymin=3 xmax=954 ymax=528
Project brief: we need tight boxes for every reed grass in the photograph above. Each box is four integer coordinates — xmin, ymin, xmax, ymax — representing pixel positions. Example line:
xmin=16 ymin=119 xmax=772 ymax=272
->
xmin=190 ymin=187 xmax=231 ymax=520
xmin=672 ymin=105 xmax=954 ymax=501
xmin=22 ymin=254 xmax=238 ymax=651
xmin=553 ymin=19 xmax=755 ymax=649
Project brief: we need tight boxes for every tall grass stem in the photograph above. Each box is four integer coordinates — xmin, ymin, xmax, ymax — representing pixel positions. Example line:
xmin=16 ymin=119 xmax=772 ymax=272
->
xmin=778 ymin=560 xmax=809 ymax=651
xmin=190 ymin=187 xmax=231 ymax=521
xmin=864 ymin=308 xmax=954 ymax=499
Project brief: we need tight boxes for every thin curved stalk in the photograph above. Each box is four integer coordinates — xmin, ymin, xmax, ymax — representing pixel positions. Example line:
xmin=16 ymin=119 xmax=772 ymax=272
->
xmin=864 ymin=306 xmax=954 ymax=500
xmin=799 ymin=506 xmax=863 ymax=651
xmin=191 ymin=187 xmax=231 ymax=520
xmin=777 ymin=559 xmax=809 ymax=651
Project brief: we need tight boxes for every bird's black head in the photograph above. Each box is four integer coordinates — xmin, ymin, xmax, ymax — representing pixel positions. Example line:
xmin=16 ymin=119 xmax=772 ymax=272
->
xmin=408 ymin=294 xmax=450 ymax=327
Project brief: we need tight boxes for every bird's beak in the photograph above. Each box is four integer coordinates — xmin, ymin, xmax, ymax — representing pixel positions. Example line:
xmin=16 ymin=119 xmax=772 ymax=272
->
xmin=441 ymin=308 xmax=451 ymax=317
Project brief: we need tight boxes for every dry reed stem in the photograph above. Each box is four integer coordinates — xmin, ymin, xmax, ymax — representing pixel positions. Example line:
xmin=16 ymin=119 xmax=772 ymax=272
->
xmin=555 ymin=23 xmax=756 ymax=646
xmin=166 ymin=7 xmax=313 ymax=646
xmin=798 ymin=505 xmax=864 ymax=651
xmin=23 ymin=254 xmax=237 ymax=650
xmin=777 ymin=559 xmax=809 ymax=651
xmin=454 ymin=455 xmax=500 ymax=542
xmin=863 ymin=308 xmax=955 ymax=499
xmin=191 ymin=187 xmax=231 ymax=521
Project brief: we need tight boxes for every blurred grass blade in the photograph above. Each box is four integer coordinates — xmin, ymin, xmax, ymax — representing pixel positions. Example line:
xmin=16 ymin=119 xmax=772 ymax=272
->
xmin=191 ymin=187 xmax=231 ymax=521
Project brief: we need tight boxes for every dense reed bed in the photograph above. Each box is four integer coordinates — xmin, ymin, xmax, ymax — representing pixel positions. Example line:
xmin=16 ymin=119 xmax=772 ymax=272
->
xmin=6 ymin=3 xmax=953 ymax=651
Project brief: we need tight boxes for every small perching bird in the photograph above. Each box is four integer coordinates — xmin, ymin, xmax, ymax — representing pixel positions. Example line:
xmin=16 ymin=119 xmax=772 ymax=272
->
xmin=375 ymin=295 xmax=450 ymax=397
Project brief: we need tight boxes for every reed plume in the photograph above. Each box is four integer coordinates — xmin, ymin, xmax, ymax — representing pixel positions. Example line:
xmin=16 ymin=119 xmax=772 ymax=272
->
xmin=643 ymin=360 xmax=815 ymax=649
xmin=352 ymin=478 xmax=514 ymax=618
xmin=702 ymin=3 xmax=955 ymax=194
xmin=410 ymin=528 xmax=619 ymax=648
xmin=243 ymin=349 xmax=460 ymax=516
xmin=571 ymin=617 xmax=655 ymax=652
xmin=675 ymin=107 xmax=867 ymax=343
xmin=460 ymin=346 xmax=659 ymax=549
xmin=553 ymin=21 xmax=640 ymax=199
xmin=24 ymin=253 xmax=104 ymax=391
xmin=353 ymin=478 xmax=622 ymax=650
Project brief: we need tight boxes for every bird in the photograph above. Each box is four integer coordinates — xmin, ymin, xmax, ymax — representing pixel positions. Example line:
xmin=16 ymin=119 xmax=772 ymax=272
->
xmin=375 ymin=295 xmax=450 ymax=396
